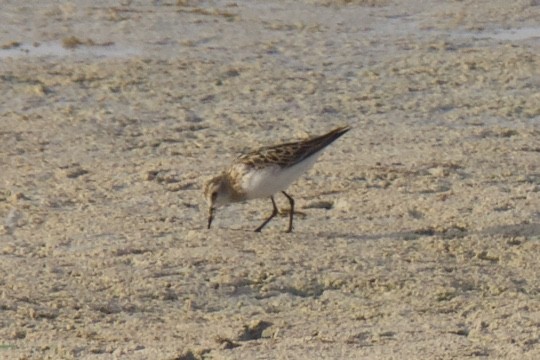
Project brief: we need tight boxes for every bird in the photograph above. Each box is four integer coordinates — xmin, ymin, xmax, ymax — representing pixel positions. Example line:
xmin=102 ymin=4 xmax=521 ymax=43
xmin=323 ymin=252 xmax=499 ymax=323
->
xmin=204 ymin=125 xmax=350 ymax=232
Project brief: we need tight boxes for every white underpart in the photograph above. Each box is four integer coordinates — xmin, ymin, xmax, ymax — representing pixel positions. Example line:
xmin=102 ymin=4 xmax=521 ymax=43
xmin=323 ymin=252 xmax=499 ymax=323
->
xmin=240 ymin=153 xmax=322 ymax=199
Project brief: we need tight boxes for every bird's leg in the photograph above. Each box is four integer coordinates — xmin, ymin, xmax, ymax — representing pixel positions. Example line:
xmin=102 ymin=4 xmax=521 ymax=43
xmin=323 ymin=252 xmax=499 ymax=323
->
xmin=207 ymin=207 xmax=215 ymax=229
xmin=281 ymin=191 xmax=295 ymax=233
xmin=254 ymin=196 xmax=279 ymax=232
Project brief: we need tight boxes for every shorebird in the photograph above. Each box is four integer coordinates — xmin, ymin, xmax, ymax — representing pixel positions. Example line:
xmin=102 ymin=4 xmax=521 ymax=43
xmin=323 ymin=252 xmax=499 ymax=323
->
xmin=204 ymin=126 xmax=350 ymax=232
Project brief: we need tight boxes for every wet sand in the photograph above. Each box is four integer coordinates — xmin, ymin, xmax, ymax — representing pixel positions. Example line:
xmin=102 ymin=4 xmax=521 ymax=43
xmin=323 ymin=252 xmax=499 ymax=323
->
xmin=1 ymin=0 xmax=539 ymax=359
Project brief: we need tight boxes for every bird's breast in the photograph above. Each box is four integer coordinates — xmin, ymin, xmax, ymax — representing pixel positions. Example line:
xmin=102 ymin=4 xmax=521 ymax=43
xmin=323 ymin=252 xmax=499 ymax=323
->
xmin=239 ymin=154 xmax=320 ymax=199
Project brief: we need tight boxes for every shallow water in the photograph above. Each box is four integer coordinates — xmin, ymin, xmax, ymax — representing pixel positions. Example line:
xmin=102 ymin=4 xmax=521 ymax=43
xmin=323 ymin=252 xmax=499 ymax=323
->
xmin=454 ymin=26 xmax=540 ymax=42
xmin=0 ymin=41 xmax=141 ymax=59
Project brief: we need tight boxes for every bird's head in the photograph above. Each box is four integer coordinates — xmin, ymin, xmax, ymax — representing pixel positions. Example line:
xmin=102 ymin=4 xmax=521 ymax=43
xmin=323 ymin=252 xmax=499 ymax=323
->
xmin=203 ymin=174 xmax=231 ymax=229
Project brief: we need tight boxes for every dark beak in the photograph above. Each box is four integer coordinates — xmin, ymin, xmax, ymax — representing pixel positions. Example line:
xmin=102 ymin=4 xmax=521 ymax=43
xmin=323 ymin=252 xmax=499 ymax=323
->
xmin=207 ymin=207 xmax=215 ymax=229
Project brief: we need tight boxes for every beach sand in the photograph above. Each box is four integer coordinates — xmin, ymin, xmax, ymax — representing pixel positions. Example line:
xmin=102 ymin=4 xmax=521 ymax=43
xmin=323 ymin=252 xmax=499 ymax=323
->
xmin=1 ymin=0 xmax=539 ymax=358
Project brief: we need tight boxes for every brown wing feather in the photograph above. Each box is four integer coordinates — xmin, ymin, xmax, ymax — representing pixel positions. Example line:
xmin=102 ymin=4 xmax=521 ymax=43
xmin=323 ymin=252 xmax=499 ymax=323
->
xmin=236 ymin=126 xmax=350 ymax=168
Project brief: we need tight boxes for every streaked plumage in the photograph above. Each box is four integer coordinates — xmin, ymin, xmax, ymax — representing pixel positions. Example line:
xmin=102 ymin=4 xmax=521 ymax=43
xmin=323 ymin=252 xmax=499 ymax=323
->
xmin=204 ymin=126 xmax=350 ymax=232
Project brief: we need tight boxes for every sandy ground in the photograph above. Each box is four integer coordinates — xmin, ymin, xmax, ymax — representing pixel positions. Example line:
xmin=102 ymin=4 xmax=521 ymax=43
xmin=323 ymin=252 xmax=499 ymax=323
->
xmin=1 ymin=0 xmax=539 ymax=359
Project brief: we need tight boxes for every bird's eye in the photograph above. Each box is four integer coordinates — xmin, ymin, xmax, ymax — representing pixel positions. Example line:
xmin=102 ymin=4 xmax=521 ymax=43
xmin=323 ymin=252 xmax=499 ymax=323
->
xmin=211 ymin=191 xmax=217 ymax=201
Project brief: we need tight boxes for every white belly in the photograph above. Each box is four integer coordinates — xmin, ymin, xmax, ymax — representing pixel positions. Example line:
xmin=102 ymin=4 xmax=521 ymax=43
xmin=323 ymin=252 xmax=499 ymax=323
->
xmin=241 ymin=154 xmax=320 ymax=199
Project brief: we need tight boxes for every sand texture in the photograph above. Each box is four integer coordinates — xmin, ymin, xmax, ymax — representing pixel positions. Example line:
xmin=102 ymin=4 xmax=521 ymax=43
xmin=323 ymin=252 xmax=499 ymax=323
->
xmin=1 ymin=0 xmax=539 ymax=359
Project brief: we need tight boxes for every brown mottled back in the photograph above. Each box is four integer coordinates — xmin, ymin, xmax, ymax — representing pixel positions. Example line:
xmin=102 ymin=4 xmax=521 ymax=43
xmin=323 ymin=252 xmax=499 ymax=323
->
xmin=235 ymin=126 xmax=350 ymax=169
